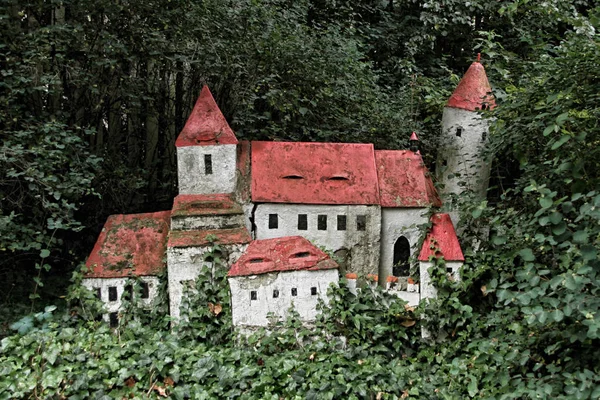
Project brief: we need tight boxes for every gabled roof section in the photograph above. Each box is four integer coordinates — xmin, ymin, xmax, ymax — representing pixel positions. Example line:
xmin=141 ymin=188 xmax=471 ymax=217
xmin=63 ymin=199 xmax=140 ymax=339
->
xmin=85 ymin=211 xmax=170 ymax=278
xmin=175 ymin=86 xmax=238 ymax=147
xmin=447 ymin=60 xmax=496 ymax=112
xmin=251 ymin=141 xmax=380 ymax=205
xmin=375 ymin=150 xmax=442 ymax=208
xmin=171 ymin=193 xmax=243 ymax=218
xmin=228 ymin=236 xmax=338 ymax=277
xmin=418 ymin=213 xmax=464 ymax=261
xmin=168 ymin=227 xmax=251 ymax=249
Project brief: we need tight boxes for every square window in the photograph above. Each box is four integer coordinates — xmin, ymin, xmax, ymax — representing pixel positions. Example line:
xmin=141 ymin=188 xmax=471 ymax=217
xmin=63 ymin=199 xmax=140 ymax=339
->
xmin=268 ymin=214 xmax=278 ymax=229
xmin=109 ymin=312 xmax=118 ymax=328
xmin=108 ymin=286 xmax=118 ymax=302
xmin=317 ymin=215 xmax=327 ymax=230
xmin=273 ymin=289 xmax=279 ymax=298
xmin=446 ymin=267 xmax=453 ymax=274
xmin=337 ymin=215 xmax=346 ymax=231
xmin=311 ymin=287 xmax=317 ymax=296
xmin=204 ymin=154 xmax=213 ymax=175
xmin=250 ymin=290 xmax=257 ymax=300
xmin=356 ymin=215 xmax=367 ymax=231
xmin=141 ymin=282 xmax=150 ymax=299
xmin=95 ymin=288 xmax=101 ymax=300
xmin=298 ymin=214 xmax=308 ymax=230
xmin=291 ymin=288 xmax=297 ymax=297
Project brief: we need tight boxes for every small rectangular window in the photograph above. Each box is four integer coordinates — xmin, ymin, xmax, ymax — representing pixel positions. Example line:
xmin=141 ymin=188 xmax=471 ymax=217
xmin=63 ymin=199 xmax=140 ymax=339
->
xmin=273 ymin=289 xmax=279 ymax=298
xmin=311 ymin=287 xmax=317 ymax=296
xmin=291 ymin=288 xmax=297 ymax=297
xmin=108 ymin=286 xmax=118 ymax=302
xmin=446 ymin=267 xmax=453 ymax=274
xmin=298 ymin=214 xmax=308 ymax=230
xmin=141 ymin=282 xmax=150 ymax=299
xmin=317 ymin=215 xmax=327 ymax=230
xmin=109 ymin=312 xmax=118 ymax=328
xmin=456 ymin=127 xmax=462 ymax=137
xmin=268 ymin=214 xmax=278 ymax=229
xmin=250 ymin=290 xmax=257 ymax=300
xmin=337 ymin=215 xmax=346 ymax=231
xmin=95 ymin=288 xmax=101 ymax=300
xmin=204 ymin=154 xmax=213 ymax=175
xmin=356 ymin=215 xmax=367 ymax=231
xmin=124 ymin=284 xmax=133 ymax=300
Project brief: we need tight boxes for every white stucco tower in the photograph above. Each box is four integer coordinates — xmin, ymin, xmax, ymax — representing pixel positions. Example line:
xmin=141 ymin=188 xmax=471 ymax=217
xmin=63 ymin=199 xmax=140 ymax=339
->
xmin=176 ymin=86 xmax=239 ymax=195
xmin=437 ymin=55 xmax=495 ymax=219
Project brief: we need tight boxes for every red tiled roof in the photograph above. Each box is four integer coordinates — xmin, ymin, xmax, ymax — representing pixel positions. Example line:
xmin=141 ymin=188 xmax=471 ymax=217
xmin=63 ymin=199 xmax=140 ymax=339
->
xmin=175 ymin=86 xmax=238 ymax=147
xmin=228 ymin=236 xmax=338 ymax=277
xmin=251 ymin=141 xmax=380 ymax=205
xmin=418 ymin=214 xmax=464 ymax=261
xmin=171 ymin=193 xmax=243 ymax=218
xmin=167 ymin=227 xmax=251 ymax=248
xmin=85 ymin=211 xmax=170 ymax=278
xmin=447 ymin=61 xmax=496 ymax=112
xmin=375 ymin=150 xmax=442 ymax=208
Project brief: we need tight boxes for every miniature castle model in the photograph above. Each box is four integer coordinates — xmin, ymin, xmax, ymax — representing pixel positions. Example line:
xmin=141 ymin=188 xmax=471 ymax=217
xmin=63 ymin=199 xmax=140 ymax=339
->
xmin=83 ymin=57 xmax=494 ymax=328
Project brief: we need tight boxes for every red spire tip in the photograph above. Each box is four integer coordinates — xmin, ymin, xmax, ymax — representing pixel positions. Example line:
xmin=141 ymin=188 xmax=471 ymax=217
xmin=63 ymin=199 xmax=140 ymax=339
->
xmin=477 ymin=53 xmax=481 ymax=62
xmin=409 ymin=132 xmax=419 ymax=141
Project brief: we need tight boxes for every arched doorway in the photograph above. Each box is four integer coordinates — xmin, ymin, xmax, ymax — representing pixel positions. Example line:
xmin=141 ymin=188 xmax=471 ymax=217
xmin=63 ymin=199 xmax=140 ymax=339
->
xmin=392 ymin=236 xmax=410 ymax=277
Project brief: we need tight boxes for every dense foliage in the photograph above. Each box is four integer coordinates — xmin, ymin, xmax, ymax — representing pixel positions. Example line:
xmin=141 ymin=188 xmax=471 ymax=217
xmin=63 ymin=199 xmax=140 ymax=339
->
xmin=2 ymin=0 xmax=600 ymax=398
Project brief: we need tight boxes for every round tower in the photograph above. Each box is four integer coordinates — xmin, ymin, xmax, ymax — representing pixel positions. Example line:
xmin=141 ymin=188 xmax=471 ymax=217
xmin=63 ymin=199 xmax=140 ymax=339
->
xmin=437 ymin=55 xmax=495 ymax=217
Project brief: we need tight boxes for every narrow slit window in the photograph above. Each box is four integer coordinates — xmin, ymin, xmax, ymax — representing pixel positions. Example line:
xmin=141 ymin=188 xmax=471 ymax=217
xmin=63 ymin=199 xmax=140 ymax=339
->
xmin=108 ymin=286 xmax=118 ymax=302
xmin=250 ymin=291 xmax=257 ymax=301
xmin=456 ymin=127 xmax=462 ymax=137
xmin=311 ymin=287 xmax=317 ymax=296
xmin=317 ymin=215 xmax=327 ymax=230
xmin=291 ymin=288 xmax=297 ymax=297
xmin=337 ymin=215 xmax=347 ymax=231
xmin=482 ymin=132 xmax=487 ymax=142
xmin=109 ymin=312 xmax=118 ymax=328
xmin=356 ymin=215 xmax=367 ymax=231
xmin=204 ymin=154 xmax=213 ymax=175
xmin=268 ymin=214 xmax=278 ymax=229
xmin=442 ymin=159 xmax=448 ymax=167
xmin=141 ymin=282 xmax=150 ymax=299
xmin=273 ymin=289 xmax=279 ymax=298
xmin=95 ymin=288 xmax=101 ymax=300
xmin=298 ymin=214 xmax=308 ymax=230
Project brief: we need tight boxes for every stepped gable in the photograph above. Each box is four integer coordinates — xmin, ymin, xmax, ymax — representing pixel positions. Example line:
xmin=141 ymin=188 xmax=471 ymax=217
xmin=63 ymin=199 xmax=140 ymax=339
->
xmin=175 ymin=86 xmax=238 ymax=147
xmin=228 ymin=236 xmax=338 ymax=277
xmin=251 ymin=141 xmax=380 ymax=205
xmin=168 ymin=227 xmax=251 ymax=248
xmin=447 ymin=59 xmax=496 ymax=112
xmin=375 ymin=150 xmax=442 ymax=208
xmin=171 ymin=193 xmax=243 ymax=217
xmin=418 ymin=213 xmax=464 ymax=261
xmin=85 ymin=211 xmax=171 ymax=278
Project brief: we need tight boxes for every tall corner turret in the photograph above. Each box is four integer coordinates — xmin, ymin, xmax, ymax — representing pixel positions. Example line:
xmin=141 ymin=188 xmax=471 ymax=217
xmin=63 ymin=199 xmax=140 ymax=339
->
xmin=437 ymin=55 xmax=495 ymax=215
xmin=175 ymin=86 xmax=239 ymax=195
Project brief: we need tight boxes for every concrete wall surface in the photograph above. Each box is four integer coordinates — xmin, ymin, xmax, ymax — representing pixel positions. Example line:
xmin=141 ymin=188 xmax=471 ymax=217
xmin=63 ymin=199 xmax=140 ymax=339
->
xmin=419 ymin=260 xmax=463 ymax=301
xmin=177 ymin=144 xmax=237 ymax=195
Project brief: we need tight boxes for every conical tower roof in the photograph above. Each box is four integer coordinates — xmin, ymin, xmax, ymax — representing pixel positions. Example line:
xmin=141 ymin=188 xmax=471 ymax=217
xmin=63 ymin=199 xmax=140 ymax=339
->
xmin=175 ymin=86 xmax=238 ymax=147
xmin=447 ymin=56 xmax=496 ymax=112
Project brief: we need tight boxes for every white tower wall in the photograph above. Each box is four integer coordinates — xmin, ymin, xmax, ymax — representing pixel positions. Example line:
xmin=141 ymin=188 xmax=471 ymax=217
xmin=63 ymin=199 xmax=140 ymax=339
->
xmin=177 ymin=144 xmax=237 ymax=195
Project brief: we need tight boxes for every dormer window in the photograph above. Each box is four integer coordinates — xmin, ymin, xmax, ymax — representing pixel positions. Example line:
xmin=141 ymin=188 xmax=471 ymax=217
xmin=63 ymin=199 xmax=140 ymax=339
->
xmin=455 ymin=127 xmax=463 ymax=137
xmin=282 ymin=175 xmax=303 ymax=180
xmin=291 ymin=252 xmax=311 ymax=258
xmin=204 ymin=154 xmax=213 ymax=175
xmin=249 ymin=258 xmax=265 ymax=263
xmin=328 ymin=176 xmax=349 ymax=181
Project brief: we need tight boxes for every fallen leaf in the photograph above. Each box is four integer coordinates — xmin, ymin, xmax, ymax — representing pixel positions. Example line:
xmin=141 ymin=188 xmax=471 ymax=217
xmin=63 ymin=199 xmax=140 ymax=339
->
xmin=208 ymin=303 xmax=223 ymax=316
xmin=404 ymin=304 xmax=415 ymax=312
xmin=357 ymin=359 xmax=364 ymax=365
xmin=376 ymin=392 xmax=383 ymax=400
xmin=481 ymin=285 xmax=487 ymax=296
xmin=309 ymin=353 xmax=315 ymax=361
xmin=153 ymin=385 xmax=168 ymax=398
xmin=401 ymin=390 xmax=409 ymax=399
xmin=400 ymin=319 xmax=416 ymax=327
xmin=124 ymin=377 xmax=136 ymax=388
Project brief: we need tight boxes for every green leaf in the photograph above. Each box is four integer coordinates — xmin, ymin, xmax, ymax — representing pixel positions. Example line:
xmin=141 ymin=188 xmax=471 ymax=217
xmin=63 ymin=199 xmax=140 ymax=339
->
xmin=581 ymin=245 xmax=597 ymax=261
xmin=551 ymin=309 xmax=564 ymax=322
xmin=539 ymin=197 xmax=553 ymax=209
xmin=519 ymin=248 xmax=535 ymax=262
xmin=551 ymin=135 xmax=570 ymax=150
xmin=40 ymin=249 xmax=50 ymax=258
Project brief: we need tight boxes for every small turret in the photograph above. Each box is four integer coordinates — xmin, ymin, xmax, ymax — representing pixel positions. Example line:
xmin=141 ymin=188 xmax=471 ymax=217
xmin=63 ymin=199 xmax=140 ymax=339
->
xmin=409 ymin=132 xmax=420 ymax=153
xmin=175 ymin=86 xmax=239 ymax=195
xmin=437 ymin=54 xmax=495 ymax=220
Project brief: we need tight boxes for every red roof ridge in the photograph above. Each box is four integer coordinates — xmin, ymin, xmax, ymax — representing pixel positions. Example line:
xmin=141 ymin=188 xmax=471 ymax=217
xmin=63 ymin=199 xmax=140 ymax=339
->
xmin=447 ymin=61 xmax=496 ymax=112
xmin=228 ymin=236 xmax=338 ymax=277
xmin=418 ymin=213 xmax=464 ymax=261
xmin=175 ymin=86 xmax=238 ymax=147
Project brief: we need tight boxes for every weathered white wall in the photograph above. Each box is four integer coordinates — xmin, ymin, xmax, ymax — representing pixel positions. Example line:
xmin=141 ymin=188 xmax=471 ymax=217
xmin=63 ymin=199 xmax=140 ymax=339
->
xmin=229 ymin=269 xmax=339 ymax=327
xmin=346 ymin=278 xmax=420 ymax=306
xmin=254 ymin=204 xmax=381 ymax=275
xmin=177 ymin=144 xmax=237 ymax=195
xmin=82 ymin=276 xmax=160 ymax=322
xmin=438 ymin=107 xmax=492 ymax=202
xmin=167 ymin=243 xmax=248 ymax=320
xmin=379 ymin=208 xmax=430 ymax=280
xmin=171 ymin=214 xmax=245 ymax=231
xmin=419 ymin=260 xmax=463 ymax=301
